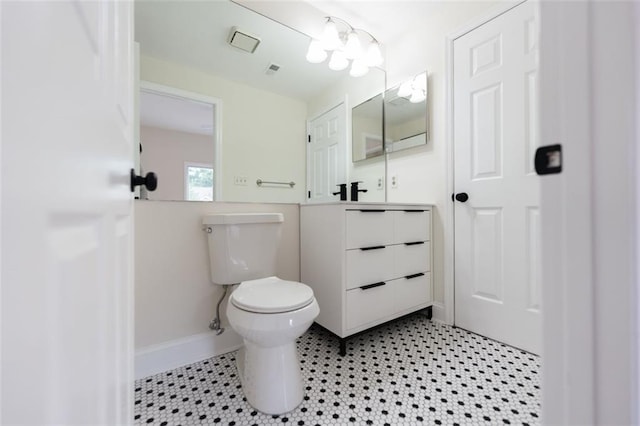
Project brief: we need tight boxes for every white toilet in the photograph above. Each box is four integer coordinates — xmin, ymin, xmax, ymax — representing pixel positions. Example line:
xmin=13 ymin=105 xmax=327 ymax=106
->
xmin=202 ymin=213 xmax=319 ymax=415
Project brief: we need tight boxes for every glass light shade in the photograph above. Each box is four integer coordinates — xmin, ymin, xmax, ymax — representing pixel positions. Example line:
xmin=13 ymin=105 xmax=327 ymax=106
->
xmin=349 ymin=58 xmax=369 ymax=77
xmin=365 ymin=41 xmax=383 ymax=67
xmin=413 ymin=72 xmax=427 ymax=91
xmin=306 ymin=39 xmax=327 ymax=63
xmin=410 ymin=89 xmax=426 ymax=103
xmin=397 ymin=81 xmax=413 ymax=97
xmin=328 ymin=50 xmax=349 ymax=71
xmin=344 ymin=31 xmax=362 ymax=60
xmin=320 ymin=19 xmax=342 ymax=50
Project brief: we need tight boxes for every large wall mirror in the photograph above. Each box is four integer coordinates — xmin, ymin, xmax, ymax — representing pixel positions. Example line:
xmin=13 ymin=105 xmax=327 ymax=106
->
xmin=384 ymin=71 xmax=428 ymax=153
xmin=135 ymin=0 xmax=385 ymax=203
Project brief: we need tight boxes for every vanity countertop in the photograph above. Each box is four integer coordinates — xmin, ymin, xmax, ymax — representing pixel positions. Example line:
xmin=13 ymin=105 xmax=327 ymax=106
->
xmin=300 ymin=202 xmax=434 ymax=208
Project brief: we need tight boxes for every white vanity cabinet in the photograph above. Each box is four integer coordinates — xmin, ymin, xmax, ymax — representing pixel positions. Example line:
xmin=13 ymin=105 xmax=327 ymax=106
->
xmin=300 ymin=203 xmax=433 ymax=354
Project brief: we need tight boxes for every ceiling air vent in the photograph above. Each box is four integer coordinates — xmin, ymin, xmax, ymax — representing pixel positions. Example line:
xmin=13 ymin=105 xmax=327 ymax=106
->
xmin=228 ymin=27 xmax=261 ymax=53
xmin=265 ymin=63 xmax=281 ymax=76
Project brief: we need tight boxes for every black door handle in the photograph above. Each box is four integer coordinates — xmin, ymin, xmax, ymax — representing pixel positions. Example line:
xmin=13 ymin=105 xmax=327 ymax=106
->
xmin=130 ymin=169 xmax=158 ymax=192
xmin=454 ymin=192 xmax=469 ymax=203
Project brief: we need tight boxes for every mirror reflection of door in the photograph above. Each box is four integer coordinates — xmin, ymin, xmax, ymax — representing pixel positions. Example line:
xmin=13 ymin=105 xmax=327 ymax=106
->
xmin=139 ymin=84 xmax=220 ymax=201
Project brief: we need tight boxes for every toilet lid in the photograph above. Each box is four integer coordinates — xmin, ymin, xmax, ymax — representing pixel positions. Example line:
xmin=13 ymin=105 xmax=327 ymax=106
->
xmin=230 ymin=276 xmax=315 ymax=313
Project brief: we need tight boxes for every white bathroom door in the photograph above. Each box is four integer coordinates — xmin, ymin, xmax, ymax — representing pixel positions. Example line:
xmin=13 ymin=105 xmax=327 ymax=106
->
xmin=2 ymin=1 xmax=134 ymax=424
xmin=307 ymin=104 xmax=347 ymax=203
xmin=453 ymin=1 xmax=541 ymax=354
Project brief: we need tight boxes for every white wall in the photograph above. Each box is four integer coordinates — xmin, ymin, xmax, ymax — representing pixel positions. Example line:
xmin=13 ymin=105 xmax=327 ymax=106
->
xmin=140 ymin=125 xmax=213 ymax=201
xmin=140 ymin=56 xmax=307 ymax=203
xmin=134 ymin=200 xmax=300 ymax=377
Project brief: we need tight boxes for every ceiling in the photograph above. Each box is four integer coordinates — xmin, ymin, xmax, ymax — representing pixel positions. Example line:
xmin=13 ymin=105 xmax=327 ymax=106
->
xmin=140 ymin=91 xmax=214 ymax=136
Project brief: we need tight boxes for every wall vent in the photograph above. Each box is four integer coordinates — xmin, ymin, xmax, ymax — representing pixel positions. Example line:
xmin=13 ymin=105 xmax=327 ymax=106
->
xmin=228 ymin=27 xmax=261 ymax=53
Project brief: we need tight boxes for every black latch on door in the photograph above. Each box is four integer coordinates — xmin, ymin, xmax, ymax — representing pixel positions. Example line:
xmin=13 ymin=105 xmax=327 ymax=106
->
xmin=535 ymin=144 xmax=562 ymax=175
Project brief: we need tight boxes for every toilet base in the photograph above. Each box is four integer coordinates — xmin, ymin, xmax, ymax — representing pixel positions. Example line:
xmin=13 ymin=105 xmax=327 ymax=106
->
xmin=236 ymin=341 xmax=304 ymax=415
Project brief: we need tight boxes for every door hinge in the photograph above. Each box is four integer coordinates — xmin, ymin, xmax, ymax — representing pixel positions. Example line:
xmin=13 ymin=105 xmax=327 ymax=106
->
xmin=307 ymin=135 xmax=311 ymax=143
xmin=308 ymin=190 xmax=311 ymax=198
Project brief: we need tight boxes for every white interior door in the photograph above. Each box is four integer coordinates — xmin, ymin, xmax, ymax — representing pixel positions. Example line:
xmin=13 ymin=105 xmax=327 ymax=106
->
xmin=2 ymin=1 xmax=134 ymax=424
xmin=307 ymin=104 xmax=347 ymax=203
xmin=453 ymin=1 xmax=541 ymax=354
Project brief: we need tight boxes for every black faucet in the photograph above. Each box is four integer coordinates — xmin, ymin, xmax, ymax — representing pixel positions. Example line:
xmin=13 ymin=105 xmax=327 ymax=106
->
xmin=350 ymin=181 xmax=368 ymax=202
xmin=332 ymin=183 xmax=347 ymax=201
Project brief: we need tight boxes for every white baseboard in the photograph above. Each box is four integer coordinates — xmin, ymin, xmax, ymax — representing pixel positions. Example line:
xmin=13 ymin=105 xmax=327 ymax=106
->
xmin=135 ymin=330 xmax=243 ymax=380
xmin=431 ymin=302 xmax=449 ymax=324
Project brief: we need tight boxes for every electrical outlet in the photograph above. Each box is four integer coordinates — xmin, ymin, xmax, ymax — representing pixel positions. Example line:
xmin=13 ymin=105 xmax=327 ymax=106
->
xmin=377 ymin=177 xmax=383 ymax=190
xmin=391 ymin=174 xmax=398 ymax=188
xmin=234 ymin=176 xmax=248 ymax=186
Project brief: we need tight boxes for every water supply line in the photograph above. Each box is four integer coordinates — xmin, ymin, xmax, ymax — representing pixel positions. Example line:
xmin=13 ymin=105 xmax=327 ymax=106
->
xmin=209 ymin=285 xmax=230 ymax=335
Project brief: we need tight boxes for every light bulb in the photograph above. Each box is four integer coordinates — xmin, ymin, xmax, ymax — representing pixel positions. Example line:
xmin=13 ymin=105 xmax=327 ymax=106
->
xmin=320 ymin=19 xmax=342 ymax=51
xmin=410 ymin=89 xmax=426 ymax=103
xmin=397 ymin=81 xmax=413 ymax=98
xmin=365 ymin=40 xmax=383 ymax=67
xmin=306 ymin=39 xmax=327 ymax=63
xmin=328 ymin=50 xmax=349 ymax=71
xmin=350 ymin=58 xmax=369 ymax=77
xmin=344 ymin=31 xmax=362 ymax=60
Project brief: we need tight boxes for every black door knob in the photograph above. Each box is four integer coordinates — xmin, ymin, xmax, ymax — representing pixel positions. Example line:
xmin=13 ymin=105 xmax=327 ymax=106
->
xmin=130 ymin=169 xmax=158 ymax=192
xmin=454 ymin=192 xmax=469 ymax=202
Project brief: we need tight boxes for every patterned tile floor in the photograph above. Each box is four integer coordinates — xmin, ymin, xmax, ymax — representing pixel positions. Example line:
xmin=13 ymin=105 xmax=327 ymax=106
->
xmin=134 ymin=313 xmax=541 ymax=425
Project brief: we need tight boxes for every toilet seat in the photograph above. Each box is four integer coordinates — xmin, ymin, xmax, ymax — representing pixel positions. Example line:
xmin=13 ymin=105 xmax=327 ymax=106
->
xmin=231 ymin=276 xmax=314 ymax=314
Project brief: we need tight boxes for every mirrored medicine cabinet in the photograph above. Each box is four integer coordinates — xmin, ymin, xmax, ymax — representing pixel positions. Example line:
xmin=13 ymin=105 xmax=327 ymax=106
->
xmin=352 ymin=71 xmax=428 ymax=164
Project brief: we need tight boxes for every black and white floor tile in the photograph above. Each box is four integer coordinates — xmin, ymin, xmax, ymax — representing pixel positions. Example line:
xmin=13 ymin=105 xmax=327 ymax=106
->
xmin=134 ymin=313 xmax=541 ymax=425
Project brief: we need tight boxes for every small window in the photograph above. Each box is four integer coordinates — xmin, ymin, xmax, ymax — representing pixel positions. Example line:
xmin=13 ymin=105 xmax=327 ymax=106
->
xmin=185 ymin=163 xmax=213 ymax=201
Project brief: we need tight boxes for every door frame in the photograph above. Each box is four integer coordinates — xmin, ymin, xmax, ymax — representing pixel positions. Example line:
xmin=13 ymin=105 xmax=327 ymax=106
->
xmin=139 ymin=81 xmax=223 ymax=201
xmin=443 ymin=0 xmax=527 ymax=326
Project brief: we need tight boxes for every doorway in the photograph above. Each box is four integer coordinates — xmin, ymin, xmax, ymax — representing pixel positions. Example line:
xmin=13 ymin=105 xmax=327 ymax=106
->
xmin=138 ymin=82 xmax=222 ymax=201
xmin=306 ymin=103 xmax=347 ymax=203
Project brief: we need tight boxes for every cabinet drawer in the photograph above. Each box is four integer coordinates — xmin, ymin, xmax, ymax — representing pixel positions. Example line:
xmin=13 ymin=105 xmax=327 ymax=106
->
xmin=393 ymin=272 xmax=431 ymax=312
xmin=346 ymin=210 xmax=393 ymax=249
xmin=346 ymin=246 xmax=398 ymax=289
xmin=346 ymin=247 xmax=395 ymax=290
xmin=393 ymin=210 xmax=430 ymax=244
xmin=393 ymin=242 xmax=431 ymax=277
xmin=346 ymin=282 xmax=395 ymax=330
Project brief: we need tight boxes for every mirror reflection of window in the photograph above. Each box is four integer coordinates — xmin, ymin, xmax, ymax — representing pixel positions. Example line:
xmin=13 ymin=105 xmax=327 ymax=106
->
xmin=385 ymin=71 xmax=428 ymax=153
xmin=185 ymin=164 xmax=214 ymax=201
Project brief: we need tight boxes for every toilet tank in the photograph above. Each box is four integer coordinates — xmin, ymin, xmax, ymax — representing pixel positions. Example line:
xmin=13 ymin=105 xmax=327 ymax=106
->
xmin=202 ymin=213 xmax=283 ymax=285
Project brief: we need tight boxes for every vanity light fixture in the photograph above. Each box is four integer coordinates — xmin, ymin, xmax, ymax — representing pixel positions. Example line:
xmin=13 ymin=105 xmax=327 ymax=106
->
xmin=305 ymin=16 xmax=383 ymax=77
xmin=397 ymin=72 xmax=427 ymax=103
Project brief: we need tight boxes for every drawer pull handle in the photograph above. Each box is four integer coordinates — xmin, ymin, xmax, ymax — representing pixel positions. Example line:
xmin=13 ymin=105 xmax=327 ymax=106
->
xmin=404 ymin=241 xmax=425 ymax=246
xmin=360 ymin=282 xmax=386 ymax=290
xmin=360 ymin=245 xmax=386 ymax=251
xmin=403 ymin=209 xmax=425 ymax=212
xmin=358 ymin=209 xmax=386 ymax=212
xmin=405 ymin=273 xmax=425 ymax=280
